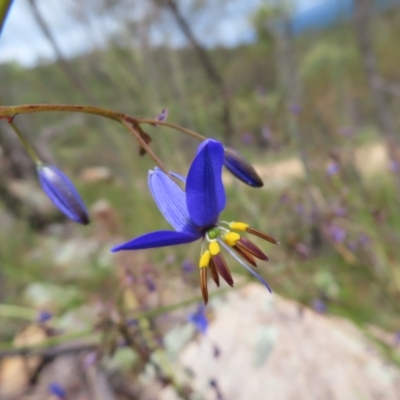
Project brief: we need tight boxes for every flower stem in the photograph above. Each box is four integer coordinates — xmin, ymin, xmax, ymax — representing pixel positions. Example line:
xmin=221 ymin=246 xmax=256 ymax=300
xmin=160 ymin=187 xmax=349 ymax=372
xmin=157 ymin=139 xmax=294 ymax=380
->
xmin=135 ymin=118 xmax=206 ymax=141
xmin=9 ymin=121 xmax=42 ymax=164
xmin=0 ymin=103 xmax=206 ymax=142
xmin=120 ymin=119 xmax=170 ymax=175
xmin=0 ymin=103 xmax=124 ymax=122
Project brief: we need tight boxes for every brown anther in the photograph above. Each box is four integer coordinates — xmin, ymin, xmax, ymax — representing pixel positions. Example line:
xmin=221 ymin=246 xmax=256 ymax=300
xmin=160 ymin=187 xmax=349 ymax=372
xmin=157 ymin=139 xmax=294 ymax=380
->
xmin=236 ymin=237 xmax=269 ymax=261
xmin=209 ymin=258 xmax=220 ymax=287
xmin=246 ymin=227 xmax=279 ymax=244
xmin=212 ymin=253 xmax=234 ymax=287
xmin=233 ymin=245 xmax=257 ymax=267
xmin=200 ymin=268 xmax=209 ymax=305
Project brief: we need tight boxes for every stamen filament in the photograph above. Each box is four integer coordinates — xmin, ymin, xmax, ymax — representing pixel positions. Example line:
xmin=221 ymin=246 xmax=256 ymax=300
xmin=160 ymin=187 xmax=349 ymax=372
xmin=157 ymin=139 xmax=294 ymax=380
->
xmin=218 ymin=239 xmax=272 ymax=293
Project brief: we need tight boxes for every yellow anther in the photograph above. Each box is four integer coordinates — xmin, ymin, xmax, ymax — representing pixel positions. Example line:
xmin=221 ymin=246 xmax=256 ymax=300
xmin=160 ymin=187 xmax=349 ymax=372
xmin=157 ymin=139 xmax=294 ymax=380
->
xmin=209 ymin=241 xmax=220 ymax=256
xmin=199 ymin=250 xmax=210 ymax=268
xmin=229 ymin=221 xmax=249 ymax=231
xmin=223 ymin=232 xmax=241 ymax=246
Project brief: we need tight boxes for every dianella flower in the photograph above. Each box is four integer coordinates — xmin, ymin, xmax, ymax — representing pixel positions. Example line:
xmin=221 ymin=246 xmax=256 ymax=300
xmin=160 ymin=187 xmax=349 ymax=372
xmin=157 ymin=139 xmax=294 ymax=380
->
xmin=188 ymin=304 xmax=209 ymax=335
xmin=37 ymin=164 xmax=89 ymax=225
xmin=112 ymin=139 xmax=278 ymax=304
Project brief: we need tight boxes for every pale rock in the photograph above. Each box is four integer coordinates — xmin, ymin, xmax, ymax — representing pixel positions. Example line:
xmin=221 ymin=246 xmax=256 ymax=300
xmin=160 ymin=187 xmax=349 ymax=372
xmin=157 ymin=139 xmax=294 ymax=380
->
xmin=171 ymin=284 xmax=400 ymax=400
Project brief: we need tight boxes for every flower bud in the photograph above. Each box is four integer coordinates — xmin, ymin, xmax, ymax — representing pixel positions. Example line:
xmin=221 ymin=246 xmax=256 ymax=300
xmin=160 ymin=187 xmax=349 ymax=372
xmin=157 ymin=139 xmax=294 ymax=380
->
xmin=37 ymin=164 xmax=89 ymax=225
xmin=223 ymin=146 xmax=263 ymax=187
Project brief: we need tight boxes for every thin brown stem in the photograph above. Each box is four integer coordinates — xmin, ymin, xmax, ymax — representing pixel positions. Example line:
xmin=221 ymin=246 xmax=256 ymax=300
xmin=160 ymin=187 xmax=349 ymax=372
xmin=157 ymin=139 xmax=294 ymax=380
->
xmin=120 ymin=119 xmax=170 ymax=175
xmin=136 ymin=118 xmax=205 ymax=141
xmin=0 ymin=104 xmax=124 ymax=122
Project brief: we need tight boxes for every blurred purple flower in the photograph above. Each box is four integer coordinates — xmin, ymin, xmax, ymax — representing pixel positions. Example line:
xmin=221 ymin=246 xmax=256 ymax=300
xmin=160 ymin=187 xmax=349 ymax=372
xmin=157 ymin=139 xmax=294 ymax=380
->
xmin=333 ymin=207 xmax=346 ymax=217
xmin=389 ymin=159 xmax=400 ymax=172
xmin=289 ymin=103 xmax=301 ymax=115
xmin=338 ymin=126 xmax=354 ymax=137
xmin=37 ymin=310 xmax=53 ymax=324
xmin=155 ymin=108 xmax=168 ymax=124
xmin=295 ymin=204 xmax=304 ymax=215
xmin=188 ymin=305 xmax=209 ymax=335
xmin=127 ymin=318 xmax=139 ymax=327
xmin=326 ymin=162 xmax=340 ymax=176
xmin=144 ymin=275 xmax=156 ymax=292
xmin=312 ymin=299 xmax=326 ymax=314
xmin=83 ymin=352 xmax=97 ymax=368
xmin=164 ymin=254 xmax=176 ymax=265
xmin=181 ymin=259 xmax=195 ymax=273
xmin=241 ymin=132 xmax=253 ymax=145
xmin=327 ymin=224 xmax=346 ymax=243
xmin=262 ymin=125 xmax=272 ymax=141
xmin=347 ymin=240 xmax=357 ymax=251
xmin=48 ymin=382 xmax=66 ymax=399
xmin=279 ymin=192 xmax=291 ymax=204
xmin=358 ymin=233 xmax=370 ymax=247
xmin=394 ymin=331 xmax=400 ymax=346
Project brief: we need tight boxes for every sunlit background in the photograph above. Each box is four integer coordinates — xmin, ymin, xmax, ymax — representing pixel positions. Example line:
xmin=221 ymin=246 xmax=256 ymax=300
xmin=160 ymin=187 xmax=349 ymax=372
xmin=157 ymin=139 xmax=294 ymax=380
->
xmin=1 ymin=0 xmax=400 ymax=399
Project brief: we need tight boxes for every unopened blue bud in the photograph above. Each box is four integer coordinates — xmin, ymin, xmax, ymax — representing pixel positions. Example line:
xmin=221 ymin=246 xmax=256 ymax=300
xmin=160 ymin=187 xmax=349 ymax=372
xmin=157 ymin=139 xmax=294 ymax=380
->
xmin=48 ymin=382 xmax=66 ymax=399
xmin=223 ymin=146 xmax=263 ymax=188
xmin=37 ymin=164 xmax=89 ymax=225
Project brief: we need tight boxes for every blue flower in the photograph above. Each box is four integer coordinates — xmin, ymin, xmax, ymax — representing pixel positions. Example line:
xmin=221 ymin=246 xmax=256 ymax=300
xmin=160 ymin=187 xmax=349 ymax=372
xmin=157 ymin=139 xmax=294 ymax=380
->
xmin=188 ymin=304 xmax=209 ymax=335
xmin=37 ymin=164 xmax=89 ymax=225
xmin=36 ymin=310 xmax=53 ymax=324
xmin=112 ymin=139 xmax=278 ymax=304
xmin=48 ymin=382 xmax=66 ymax=399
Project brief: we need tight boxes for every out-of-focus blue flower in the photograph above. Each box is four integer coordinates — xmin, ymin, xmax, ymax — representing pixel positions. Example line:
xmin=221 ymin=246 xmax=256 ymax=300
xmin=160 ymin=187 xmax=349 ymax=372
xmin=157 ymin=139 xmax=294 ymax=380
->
xmin=48 ymin=382 xmax=66 ymax=399
xmin=289 ymin=103 xmax=301 ymax=115
xmin=241 ymin=132 xmax=253 ymax=145
xmin=312 ymin=299 xmax=327 ymax=314
xmin=358 ymin=233 xmax=370 ymax=247
xmin=333 ymin=207 xmax=346 ymax=217
xmin=262 ymin=125 xmax=272 ymax=141
xmin=389 ymin=159 xmax=400 ymax=172
xmin=37 ymin=164 xmax=89 ymax=225
xmin=37 ymin=310 xmax=52 ymax=324
xmin=326 ymin=162 xmax=340 ymax=176
xmin=181 ymin=259 xmax=195 ymax=273
xmin=112 ymin=139 xmax=277 ymax=304
xmin=394 ymin=331 xmax=400 ymax=346
xmin=223 ymin=146 xmax=263 ymax=188
xmin=327 ymin=224 xmax=346 ymax=243
xmin=338 ymin=126 xmax=354 ymax=136
xmin=189 ymin=305 xmax=209 ymax=335
xmin=155 ymin=108 xmax=168 ymax=123
xmin=144 ymin=275 xmax=157 ymax=291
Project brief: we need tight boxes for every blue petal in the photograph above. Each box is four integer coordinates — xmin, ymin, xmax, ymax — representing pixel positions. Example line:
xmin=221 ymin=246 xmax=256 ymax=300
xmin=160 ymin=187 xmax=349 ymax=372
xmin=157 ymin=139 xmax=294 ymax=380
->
xmin=223 ymin=146 xmax=264 ymax=187
xmin=148 ymin=168 xmax=197 ymax=234
xmin=111 ymin=230 xmax=200 ymax=252
xmin=37 ymin=165 xmax=89 ymax=225
xmin=186 ymin=139 xmax=226 ymax=227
